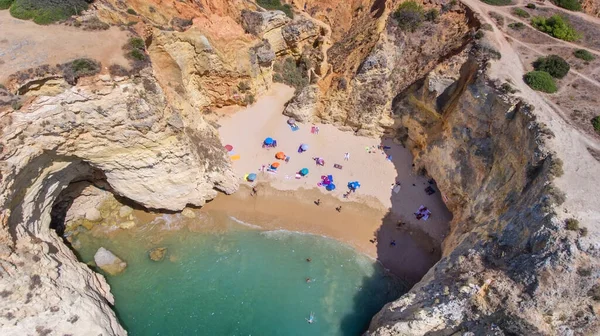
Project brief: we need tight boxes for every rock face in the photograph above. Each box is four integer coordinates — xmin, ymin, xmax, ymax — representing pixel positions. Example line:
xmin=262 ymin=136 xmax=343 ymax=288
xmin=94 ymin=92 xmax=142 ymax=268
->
xmin=0 ymin=69 xmax=238 ymax=334
xmin=94 ymin=248 xmax=127 ymax=275
xmin=365 ymin=51 xmax=600 ymax=334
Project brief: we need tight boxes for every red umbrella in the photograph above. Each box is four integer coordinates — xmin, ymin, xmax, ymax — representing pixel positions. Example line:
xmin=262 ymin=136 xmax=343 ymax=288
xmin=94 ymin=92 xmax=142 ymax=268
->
xmin=224 ymin=144 xmax=233 ymax=152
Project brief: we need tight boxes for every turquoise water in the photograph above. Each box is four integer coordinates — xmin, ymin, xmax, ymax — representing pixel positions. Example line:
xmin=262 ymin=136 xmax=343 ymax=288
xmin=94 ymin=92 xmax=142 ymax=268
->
xmin=74 ymin=218 xmax=404 ymax=335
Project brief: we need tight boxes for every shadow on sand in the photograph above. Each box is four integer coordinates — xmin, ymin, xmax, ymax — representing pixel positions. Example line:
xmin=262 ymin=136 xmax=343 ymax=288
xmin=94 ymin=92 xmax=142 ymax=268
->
xmin=340 ymin=137 xmax=453 ymax=334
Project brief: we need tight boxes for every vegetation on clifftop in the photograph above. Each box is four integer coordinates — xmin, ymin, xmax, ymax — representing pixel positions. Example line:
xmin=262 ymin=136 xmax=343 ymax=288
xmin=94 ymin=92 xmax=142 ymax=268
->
xmin=551 ymin=0 xmax=582 ymax=11
xmin=524 ymin=71 xmax=558 ymax=93
xmin=574 ymin=49 xmax=595 ymax=61
xmin=8 ymin=0 xmax=89 ymax=25
xmin=592 ymin=116 xmax=600 ymax=134
xmin=479 ymin=0 xmax=512 ymax=6
xmin=533 ymin=55 xmax=570 ymax=79
xmin=256 ymin=0 xmax=293 ymax=18
xmin=0 ymin=0 xmax=14 ymax=10
xmin=531 ymin=15 xmax=582 ymax=42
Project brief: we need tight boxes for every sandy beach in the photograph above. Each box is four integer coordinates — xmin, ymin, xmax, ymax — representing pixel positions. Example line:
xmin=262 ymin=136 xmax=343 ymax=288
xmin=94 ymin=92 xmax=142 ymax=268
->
xmin=215 ymin=84 xmax=453 ymax=284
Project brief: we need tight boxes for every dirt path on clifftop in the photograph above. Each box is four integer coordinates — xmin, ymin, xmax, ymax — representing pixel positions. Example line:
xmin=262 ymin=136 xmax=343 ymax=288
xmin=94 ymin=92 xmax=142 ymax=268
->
xmin=0 ymin=11 xmax=130 ymax=83
xmin=461 ymin=0 xmax=600 ymax=233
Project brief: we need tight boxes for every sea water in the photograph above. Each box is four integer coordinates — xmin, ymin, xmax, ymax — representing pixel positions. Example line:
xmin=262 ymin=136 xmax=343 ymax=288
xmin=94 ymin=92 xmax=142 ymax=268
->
xmin=73 ymin=217 xmax=405 ymax=336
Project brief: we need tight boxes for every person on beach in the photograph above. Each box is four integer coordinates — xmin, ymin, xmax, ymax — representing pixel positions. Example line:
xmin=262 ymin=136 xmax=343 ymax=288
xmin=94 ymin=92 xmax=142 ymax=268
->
xmin=344 ymin=152 xmax=350 ymax=161
xmin=390 ymin=240 xmax=396 ymax=247
xmin=251 ymin=186 xmax=258 ymax=196
xmin=335 ymin=206 xmax=342 ymax=212
xmin=315 ymin=199 xmax=321 ymax=206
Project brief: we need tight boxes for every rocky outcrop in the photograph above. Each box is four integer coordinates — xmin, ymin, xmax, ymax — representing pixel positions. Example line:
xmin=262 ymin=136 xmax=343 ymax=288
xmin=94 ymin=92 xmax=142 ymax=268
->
xmin=0 ymin=69 xmax=238 ymax=335
xmin=366 ymin=51 xmax=599 ymax=335
xmin=94 ymin=248 xmax=127 ymax=275
xmin=148 ymin=247 xmax=168 ymax=261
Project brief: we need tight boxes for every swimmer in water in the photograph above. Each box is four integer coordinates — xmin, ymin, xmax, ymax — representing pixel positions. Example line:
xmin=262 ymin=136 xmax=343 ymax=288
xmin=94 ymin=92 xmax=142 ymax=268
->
xmin=306 ymin=277 xmax=311 ymax=283
xmin=306 ymin=312 xmax=315 ymax=324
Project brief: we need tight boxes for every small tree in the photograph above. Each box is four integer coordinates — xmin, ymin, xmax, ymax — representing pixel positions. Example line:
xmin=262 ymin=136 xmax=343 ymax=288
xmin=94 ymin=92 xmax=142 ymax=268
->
xmin=533 ymin=55 xmax=570 ymax=79
xmin=565 ymin=218 xmax=579 ymax=231
xmin=394 ymin=1 xmax=425 ymax=32
xmin=524 ymin=71 xmax=558 ymax=93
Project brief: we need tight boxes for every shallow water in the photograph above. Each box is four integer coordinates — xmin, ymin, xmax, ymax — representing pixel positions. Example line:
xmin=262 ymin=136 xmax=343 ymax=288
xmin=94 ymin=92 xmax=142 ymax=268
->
xmin=73 ymin=216 xmax=405 ymax=335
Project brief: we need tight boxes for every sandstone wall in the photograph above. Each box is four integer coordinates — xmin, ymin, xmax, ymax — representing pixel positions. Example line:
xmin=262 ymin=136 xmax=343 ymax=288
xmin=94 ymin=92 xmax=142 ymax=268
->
xmin=0 ymin=71 xmax=237 ymax=335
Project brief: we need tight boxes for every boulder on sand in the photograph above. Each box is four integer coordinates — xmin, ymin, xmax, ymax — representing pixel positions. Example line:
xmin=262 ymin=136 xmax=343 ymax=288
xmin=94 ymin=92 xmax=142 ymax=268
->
xmin=94 ymin=247 xmax=127 ymax=275
xmin=149 ymin=247 xmax=168 ymax=261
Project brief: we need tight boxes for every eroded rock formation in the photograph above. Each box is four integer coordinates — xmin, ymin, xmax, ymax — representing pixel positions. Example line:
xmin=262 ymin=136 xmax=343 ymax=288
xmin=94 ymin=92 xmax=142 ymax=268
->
xmin=0 ymin=70 xmax=237 ymax=335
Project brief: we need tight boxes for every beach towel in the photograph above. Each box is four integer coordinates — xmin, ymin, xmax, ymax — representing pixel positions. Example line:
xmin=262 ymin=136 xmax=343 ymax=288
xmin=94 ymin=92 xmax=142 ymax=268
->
xmin=230 ymin=154 xmax=241 ymax=161
xmin=311 ymin=126 xmax=316 ymax=134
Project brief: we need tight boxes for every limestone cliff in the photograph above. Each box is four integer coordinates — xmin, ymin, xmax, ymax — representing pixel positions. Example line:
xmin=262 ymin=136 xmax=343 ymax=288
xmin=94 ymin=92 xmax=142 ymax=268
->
xmin=0 ymin=70 xmax=237 ymax=335
xmin=367 ymin=52 xmax=599 ymax=335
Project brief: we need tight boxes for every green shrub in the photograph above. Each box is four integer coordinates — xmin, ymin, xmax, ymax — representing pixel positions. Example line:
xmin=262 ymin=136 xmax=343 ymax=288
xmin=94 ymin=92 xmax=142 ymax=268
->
xmin=394 ymin=1 xmax=425 ymax=32
xmin=237 ymin=81 xmax=251 ymax=92
xmin=60 ymin=58 xmax=101 ymax=84
xmin=509 ymin=22 xmax=526 ymax=30
xmin=533 ymin=55 xmax=570 ymax=78
xmin=552 ymin=0 xmax=581 ymax=11
xmin=474 ymin=30 xmax=485 ymax=39
xmin=531 ymin=15 xmax=582 ymax=41
xmin=512 ymin=8 xmax=530 ymax=18
xmin=574 ymin=49 xmax=595 ymax=61
xmin=128 ymin=49 xmax=146 ymax=61
xmin=0 ymin=0 xmax=14 ymax=10
xmin=592 ymin=116 xmax=600 ymax=134
xmin=480 ymin=0 xmax=512 ymax=6
xmin=565 ymin=218 xmax=579 ymax=231
xmin=256 ymin=0 xmax=293 ymax=18
xmin=244 ymin=94 xmax=255 ymax=105
xmin=425 ymin=8 xmax=439 ymax=22
xmin=524 ymin=71 xmax=558 ymax=93
xmin=272 ymin=57 xmax=309 ymax=90
xmin=11 ymin=100 xmax=22 ymax=111
xmin=9 ymin=0 xmax=89 ymax=25
xmin=126 ymin=8 xmax=137 ymax=15
xmin=526 ymin=3 xmax=536 ymax=9
xmin=580 ymin=227 xmax=588 ymax=236
xmin=129 ymin=37 xmax=145 ymax=50
xmin=481 ymin=23 xmax=494 ymax=31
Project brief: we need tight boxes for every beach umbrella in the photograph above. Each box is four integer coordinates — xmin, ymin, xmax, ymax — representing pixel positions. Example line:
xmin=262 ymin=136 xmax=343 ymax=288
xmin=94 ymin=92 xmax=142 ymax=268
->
xmin=300 ymin=143 xmax=309 ymax=151
xmin=287 ymin=118 xmax=296 ymax=125
xmin=271 ymin=162 xmax=280 ymax=169
xmin=224 ymin=144 xmax=233 ymax=152
xmin=247 ymin=173 xmax=257 ymax=182
xmin=275 ymin=152 xmax=286 ymax=160
xmin=326 ymin=183 xmax=336 ymax=191
xmin=264 ymin=137 xmax=274 ymax=145
xmin=300 ymin=168 xmax=309 ymax=176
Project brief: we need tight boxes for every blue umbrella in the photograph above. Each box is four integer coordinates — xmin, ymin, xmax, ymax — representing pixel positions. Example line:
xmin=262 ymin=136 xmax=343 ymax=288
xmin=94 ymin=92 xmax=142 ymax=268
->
xmin=326 ymin=183 xmax=336 ymax=191
xmin=264 ymin=137 xmax=274 ymax=145
xmin=300 ymin=168 xmax=309 ymax=176
xmin=300 ymin=143 xmax=309 ymax=151
xmin=247 ymin=173 xmax=257 ymax=181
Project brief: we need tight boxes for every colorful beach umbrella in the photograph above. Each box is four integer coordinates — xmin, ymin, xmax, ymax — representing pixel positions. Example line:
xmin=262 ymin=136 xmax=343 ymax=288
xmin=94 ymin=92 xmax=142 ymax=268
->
xmin=275 ymin=152 xmax=286 ymax=160
xmin=271 ymin=162 xmax=280 ymax=168
xmin=224 ymin=144 xmax=233 ymax=152
xmin=264 ymin=137 xmax=274 ymax=145
xmin=326 ymin=183 xmax=336 ymax=191
xmin=247 ymin=173 xmax=257 ymax=181
xmin=300 ymin=143 xmax=309 ymax=151
xmin=300 ymin=168 xmax=309 ymax=176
